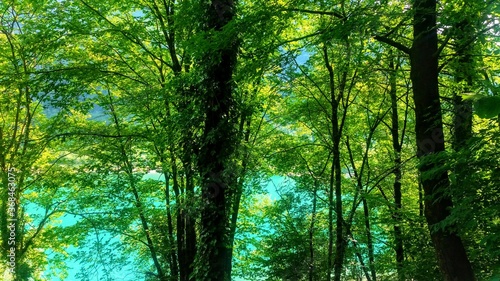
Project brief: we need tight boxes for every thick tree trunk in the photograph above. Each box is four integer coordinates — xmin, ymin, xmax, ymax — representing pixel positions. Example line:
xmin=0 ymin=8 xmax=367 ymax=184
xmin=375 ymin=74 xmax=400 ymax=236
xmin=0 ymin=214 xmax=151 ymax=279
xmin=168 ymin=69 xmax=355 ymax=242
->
xmin=197 ymin=0 xmax=238 ymax=280
xmin=410 ymin=0 xmax=475 ymax=280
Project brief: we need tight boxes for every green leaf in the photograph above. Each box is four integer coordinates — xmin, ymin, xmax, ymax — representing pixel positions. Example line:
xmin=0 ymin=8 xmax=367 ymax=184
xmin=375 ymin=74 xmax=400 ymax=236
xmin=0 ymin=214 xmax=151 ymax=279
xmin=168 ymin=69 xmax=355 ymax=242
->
xmin=473 ymin=96 xmax=500 ymax=119
xmin=460 ymin=93 xmax=482 ymax=101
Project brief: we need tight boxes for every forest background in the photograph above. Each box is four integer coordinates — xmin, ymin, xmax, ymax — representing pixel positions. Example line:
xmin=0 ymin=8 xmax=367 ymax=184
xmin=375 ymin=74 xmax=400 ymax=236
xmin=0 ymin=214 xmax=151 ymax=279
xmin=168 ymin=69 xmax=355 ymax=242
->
xmin=0 ymin=0 xmax=499 ymax=280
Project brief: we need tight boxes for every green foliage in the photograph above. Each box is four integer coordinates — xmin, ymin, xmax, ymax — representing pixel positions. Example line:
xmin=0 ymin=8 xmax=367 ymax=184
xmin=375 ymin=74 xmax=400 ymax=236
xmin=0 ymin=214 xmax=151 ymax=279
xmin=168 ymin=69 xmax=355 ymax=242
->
xmin=474 ymin=96 xmax=500 ymax=119
xmin=446 ymin=130 xmax=500 ymax=280
xmin=1 ymin=0 xmax=499 ymax=280
xmin=461 ymin=94 xmax=500 ymax=119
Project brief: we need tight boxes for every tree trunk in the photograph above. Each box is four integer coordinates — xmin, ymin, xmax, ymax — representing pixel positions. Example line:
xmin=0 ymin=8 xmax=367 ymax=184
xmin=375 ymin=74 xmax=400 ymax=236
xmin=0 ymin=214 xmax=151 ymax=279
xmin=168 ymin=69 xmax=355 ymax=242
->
xmin=197 ymin=0 xmax=238 ymax=280
xmin=322 ymin=43 xmax=344 ymax=281
xmin=114 ymin=126 xmax=167 ymax=281
xmin=181 ymin=161 xmax=197 ymax=281
xmin=158 ymin=1 xmax=198 ymax=277
xmin=163 ymin=173 xmax=179 ymax=281
xmin=332 ymin=139 xmax=344 ymax=281
xmin=389 ymin=55 xmax=404 ymax=280
xmin=309 ymin=184 xmax=317 ymax=281
xmin=362 ymin=197 xmax=376 ymax=281
xmin=227 ymin=115 xmax=252 ymax=281
xmin=410 ymin=0 xmax=475 ymax=280
xmin=323 ymin=38 xmax=349 ymax=281
xmin=451 ymin=17 xmax=474 ymax=151
xmin=327 ymin=162 xmax=334 ymax=281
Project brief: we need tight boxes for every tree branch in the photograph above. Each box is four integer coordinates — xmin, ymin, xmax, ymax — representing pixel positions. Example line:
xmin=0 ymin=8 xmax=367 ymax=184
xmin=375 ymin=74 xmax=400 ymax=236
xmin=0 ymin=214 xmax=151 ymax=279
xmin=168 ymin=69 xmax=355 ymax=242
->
xmin=373 ymin=35 xmax=411 ymax=55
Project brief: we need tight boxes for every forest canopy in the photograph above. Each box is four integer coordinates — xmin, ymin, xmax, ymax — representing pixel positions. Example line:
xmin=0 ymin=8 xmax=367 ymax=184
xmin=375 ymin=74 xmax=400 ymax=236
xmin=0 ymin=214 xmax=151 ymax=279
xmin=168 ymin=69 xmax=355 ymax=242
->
xmin=0 ymin=0 xmax=499 ymax=280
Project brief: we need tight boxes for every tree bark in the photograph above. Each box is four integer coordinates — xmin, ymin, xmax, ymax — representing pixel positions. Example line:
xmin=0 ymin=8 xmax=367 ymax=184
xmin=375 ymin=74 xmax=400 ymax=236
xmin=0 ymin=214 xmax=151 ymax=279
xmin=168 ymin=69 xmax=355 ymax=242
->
xmin=197 ymin=0 xmax=238 ymax=280
xmin=410 ymin=0 xmax=475 ymax=280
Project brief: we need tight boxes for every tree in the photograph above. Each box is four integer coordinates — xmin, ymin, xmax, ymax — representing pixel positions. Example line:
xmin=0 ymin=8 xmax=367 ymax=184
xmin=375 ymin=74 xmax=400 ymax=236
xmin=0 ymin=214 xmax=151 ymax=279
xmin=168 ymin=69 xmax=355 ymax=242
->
xmin=409 ymin=0 xmax=475 ymax=279
xmin=195 ymin=0 xmax=240 ymax=280
xmin=2 ymin=1 xmax=499 ymax=280
xmin=0 ymin=1 xmax=85 ymax=279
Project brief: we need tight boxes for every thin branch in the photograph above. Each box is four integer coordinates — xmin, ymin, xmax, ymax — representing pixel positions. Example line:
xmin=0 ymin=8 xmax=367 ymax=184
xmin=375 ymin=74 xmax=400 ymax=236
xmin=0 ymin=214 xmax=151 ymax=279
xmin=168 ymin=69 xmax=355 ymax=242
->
xmin=79 ymin=0 xmax=171 ymax=70
xmin=29 ymin=132 xmax=149 ymax=142
xmin=278 ymin=31 xmax=323 ymax=46
xmin=282 ymin=8 xmax=344 ymax=19
xmin=438 ymin=23 xmax=500 ymax=72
